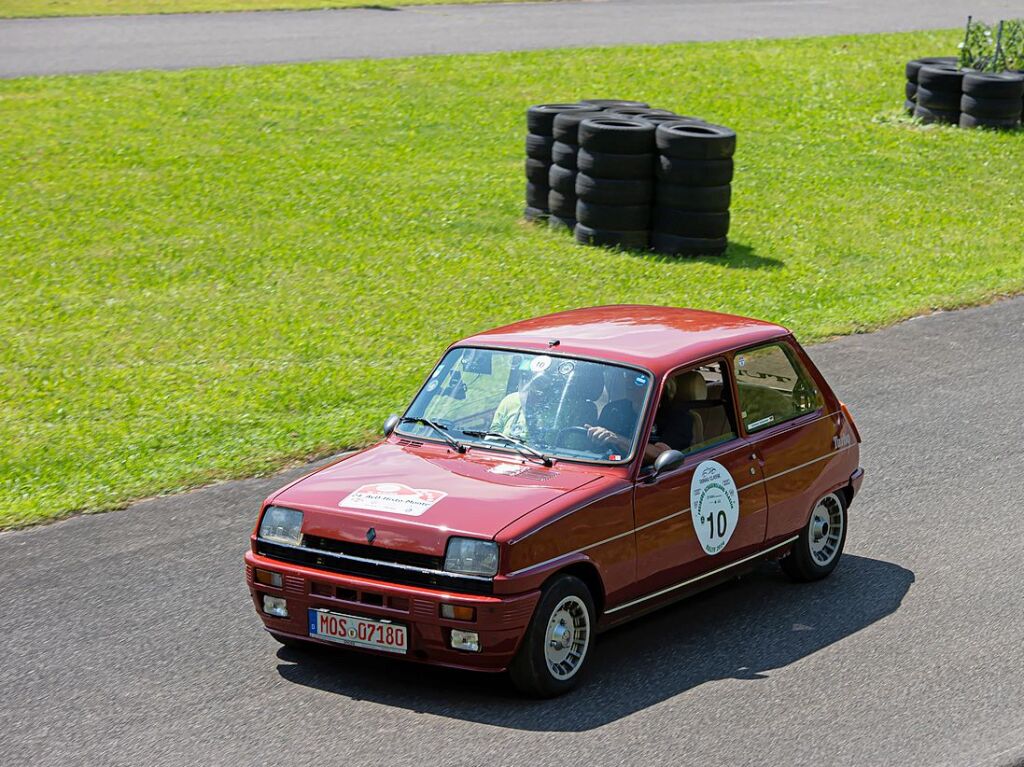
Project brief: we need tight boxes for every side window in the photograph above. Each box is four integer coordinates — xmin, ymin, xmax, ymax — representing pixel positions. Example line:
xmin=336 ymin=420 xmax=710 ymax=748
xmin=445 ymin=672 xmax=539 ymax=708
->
xmin=654 ymin=361 xmax=738 ymax=455
xmin=733 ymin=343 xmax=824 ymax=433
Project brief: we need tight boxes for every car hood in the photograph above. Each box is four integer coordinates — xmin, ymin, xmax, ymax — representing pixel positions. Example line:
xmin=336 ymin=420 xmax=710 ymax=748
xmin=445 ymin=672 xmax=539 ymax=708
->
xmin=269 ymin=442 xmax=604 ymax=556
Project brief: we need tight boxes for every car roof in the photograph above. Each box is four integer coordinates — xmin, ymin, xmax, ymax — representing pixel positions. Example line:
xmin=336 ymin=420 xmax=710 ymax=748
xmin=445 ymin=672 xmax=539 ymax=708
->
xmin=456 ymin=305 xmax=791 ymax=375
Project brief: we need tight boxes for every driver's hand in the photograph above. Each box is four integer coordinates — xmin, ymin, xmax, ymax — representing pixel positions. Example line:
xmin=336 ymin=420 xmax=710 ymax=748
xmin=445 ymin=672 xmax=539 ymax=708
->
xmin=585 ymin=425 xmax=616 ymax=443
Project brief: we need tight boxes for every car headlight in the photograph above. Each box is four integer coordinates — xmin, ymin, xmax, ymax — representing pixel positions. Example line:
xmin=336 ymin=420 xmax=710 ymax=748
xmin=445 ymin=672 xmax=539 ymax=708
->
xmin=259 ymin=506 xmax=304 ymax=546
xmin=444 ymin=537 xmax=499 ymax=577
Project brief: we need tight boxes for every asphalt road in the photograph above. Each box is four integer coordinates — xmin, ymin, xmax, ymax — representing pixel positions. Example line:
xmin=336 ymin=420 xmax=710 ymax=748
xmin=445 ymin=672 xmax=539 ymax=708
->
xmin=2 ymin=297 xmax=1024 ymax=766
xmin=1 ymin=0 xmax=1021 ymax=77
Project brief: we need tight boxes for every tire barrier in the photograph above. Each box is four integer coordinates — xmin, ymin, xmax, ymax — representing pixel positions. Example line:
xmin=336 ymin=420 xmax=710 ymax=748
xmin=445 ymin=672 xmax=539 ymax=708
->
xmin=650 ymin=121 xmax=735 ymax=256
xmin=904 ymin=56 xmax=957 ymax=114
xmin=524 ymin=100 xmax=736 ymax=256
xmin=524 ymin=104 xmax=594 ymax=219
xmin=574 ymin=117 xmax=655 ymax=251
xmin=903 ymin=57 xmax=1022 ymax=131
xmin=960 ymin=72 xmax=1024 ymax=129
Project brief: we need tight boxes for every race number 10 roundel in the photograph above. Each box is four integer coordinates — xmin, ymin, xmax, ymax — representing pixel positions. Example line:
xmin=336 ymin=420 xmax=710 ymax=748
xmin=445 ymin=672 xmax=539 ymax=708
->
xmin=690 ymin=460 xmax=739 ymax=555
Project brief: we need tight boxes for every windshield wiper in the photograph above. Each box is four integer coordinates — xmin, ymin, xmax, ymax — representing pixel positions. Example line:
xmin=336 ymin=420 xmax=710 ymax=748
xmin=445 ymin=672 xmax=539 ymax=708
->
xmin=400 ymin=417 xmax=465 ymax=453
xmin=461 ymin=430 xmax=552 ymax=467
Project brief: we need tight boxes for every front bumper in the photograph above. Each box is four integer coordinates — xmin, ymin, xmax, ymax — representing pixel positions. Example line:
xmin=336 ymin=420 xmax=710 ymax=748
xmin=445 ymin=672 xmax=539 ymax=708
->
xmin=244 ymin=551 xmax=540 ymax=672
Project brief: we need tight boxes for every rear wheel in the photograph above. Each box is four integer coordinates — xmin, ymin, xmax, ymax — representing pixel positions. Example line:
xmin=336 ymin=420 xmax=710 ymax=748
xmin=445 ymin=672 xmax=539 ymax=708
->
xmin=781 ymin=492 xmax=847 ymax=581
xmin=509 ymin=574 xmax=595 ymax=697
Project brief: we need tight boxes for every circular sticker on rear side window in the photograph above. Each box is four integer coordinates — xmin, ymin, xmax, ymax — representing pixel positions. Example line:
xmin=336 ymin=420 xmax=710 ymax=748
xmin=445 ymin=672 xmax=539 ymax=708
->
xmin=690 ymin=460 xmax=739 ymax=555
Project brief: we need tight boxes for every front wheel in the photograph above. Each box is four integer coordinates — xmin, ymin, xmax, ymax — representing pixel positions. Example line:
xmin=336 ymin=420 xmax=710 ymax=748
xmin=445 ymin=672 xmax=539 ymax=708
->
xmin=509 ymin=575 xmax=595 ymax=697
xmin=781 ymin=492 xmax=847 ymax=582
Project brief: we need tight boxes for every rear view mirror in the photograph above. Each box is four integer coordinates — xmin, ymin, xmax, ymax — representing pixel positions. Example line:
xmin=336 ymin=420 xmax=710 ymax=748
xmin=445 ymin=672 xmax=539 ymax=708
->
xmin=383 ymin=413 xmax=400 ymax=437
xmin=651 ymin=449 xmax=685 ymax=478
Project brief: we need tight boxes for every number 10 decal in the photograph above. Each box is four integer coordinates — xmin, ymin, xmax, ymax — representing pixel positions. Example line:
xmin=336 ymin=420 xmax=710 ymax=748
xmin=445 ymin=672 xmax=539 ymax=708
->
xmin=690 ymin=460 xmax=739 ymax=555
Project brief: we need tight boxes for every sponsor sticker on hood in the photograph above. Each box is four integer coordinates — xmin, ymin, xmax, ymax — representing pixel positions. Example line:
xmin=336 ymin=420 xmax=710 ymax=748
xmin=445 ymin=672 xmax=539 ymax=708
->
xmin=340 ymin=483 xmax=447 ymax=517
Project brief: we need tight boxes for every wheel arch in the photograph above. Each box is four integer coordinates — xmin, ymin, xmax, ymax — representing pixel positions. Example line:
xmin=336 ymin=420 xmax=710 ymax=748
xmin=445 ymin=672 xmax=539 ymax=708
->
xmin=544 ymin=560 xmax=606 ymax=617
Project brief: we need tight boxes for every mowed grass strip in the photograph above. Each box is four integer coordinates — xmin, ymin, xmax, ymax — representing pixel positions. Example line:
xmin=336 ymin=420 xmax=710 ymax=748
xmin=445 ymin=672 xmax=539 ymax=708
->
xmin=0 ymin=0 xmax=542 ymax=18
xmin=2 ymin=30 xmax=1023 ymax=528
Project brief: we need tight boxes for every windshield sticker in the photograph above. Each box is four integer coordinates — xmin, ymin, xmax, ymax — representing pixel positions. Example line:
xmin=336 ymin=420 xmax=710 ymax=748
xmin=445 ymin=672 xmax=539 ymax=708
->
xmin=634 ymin=374 xmax=648 ymax=387
xmin=339 ymin=483 xmax=447 ymax=517
xmin=737 ymin=356 xmax=746 ymax=368
xmin=426 ymin=380 xmax=439 ymax=392
xmin=748 ymin=415 xmax=775 ymax=429
xmin=430 ymin=367 xmax=442 ymax=378
xmin=690 ymin=460 xmax=739 ymax=555
xmin=558 ymin=361 xmax=575 ymax=376
xmin=530 ymin=355 xmax=552 ymax=373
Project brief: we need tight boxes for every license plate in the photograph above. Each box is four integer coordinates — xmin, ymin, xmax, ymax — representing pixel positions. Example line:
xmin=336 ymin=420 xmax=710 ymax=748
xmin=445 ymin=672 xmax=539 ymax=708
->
xmin=307 ymin=608 xmax=408 ymax=654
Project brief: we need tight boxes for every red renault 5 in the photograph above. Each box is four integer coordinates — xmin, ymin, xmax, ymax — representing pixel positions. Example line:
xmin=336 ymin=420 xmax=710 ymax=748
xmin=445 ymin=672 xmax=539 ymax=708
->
xmin=245 ymin=305 xmax=863 ymax=696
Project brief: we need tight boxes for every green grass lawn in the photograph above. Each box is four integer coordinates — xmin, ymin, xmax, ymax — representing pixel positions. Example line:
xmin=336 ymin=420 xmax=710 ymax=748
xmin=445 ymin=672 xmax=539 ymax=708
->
xmin=0 ymin=0 xmax=538 ymax=18
xmin=2 ymin=29 xmax=1023 ymax=528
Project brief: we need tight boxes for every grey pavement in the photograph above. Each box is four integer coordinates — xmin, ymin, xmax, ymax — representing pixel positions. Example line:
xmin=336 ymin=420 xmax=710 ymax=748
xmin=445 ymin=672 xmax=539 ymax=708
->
xmin=1 ymin=0 xmax=1021 ymax=78
xmin=2 ymin=296 xmax=1024 ymax=766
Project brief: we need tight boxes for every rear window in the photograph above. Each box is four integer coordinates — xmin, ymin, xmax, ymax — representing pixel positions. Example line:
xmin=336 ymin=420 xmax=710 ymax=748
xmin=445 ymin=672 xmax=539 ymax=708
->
xmin=733 ymin=343 xmax=823 ymax=433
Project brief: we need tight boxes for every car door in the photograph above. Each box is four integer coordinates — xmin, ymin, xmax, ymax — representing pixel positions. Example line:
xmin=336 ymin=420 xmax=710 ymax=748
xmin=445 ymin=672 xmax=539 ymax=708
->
xmin=631 ymin=359 xmax=769 ymax=598
xmin=730 ymin=339 xmax=837 ymax=540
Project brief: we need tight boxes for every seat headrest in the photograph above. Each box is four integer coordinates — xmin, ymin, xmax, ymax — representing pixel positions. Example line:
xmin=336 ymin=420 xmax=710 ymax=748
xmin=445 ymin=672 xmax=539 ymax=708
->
xmin=570 ymin=368 xmax=605 ymax=401
xmin=674 ymin=371 xmax=707 ymax=402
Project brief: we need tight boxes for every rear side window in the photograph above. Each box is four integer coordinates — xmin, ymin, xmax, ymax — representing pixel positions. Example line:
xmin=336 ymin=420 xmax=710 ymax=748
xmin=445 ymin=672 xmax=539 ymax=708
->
xmin=733 ymin=343 xmax=824 ymax=433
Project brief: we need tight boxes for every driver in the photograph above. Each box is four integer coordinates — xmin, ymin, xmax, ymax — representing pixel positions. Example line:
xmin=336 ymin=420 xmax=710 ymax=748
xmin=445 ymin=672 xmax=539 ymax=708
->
xmin=490 ymin=368 xmax=559 ymax=440
xmin=587 ymin=371 xmax=686 ymax=462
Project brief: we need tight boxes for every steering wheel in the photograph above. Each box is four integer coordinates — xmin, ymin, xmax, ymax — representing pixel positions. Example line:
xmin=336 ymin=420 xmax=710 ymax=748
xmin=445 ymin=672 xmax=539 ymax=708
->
xmin=555 ymin=426 xmax=597 ymax=451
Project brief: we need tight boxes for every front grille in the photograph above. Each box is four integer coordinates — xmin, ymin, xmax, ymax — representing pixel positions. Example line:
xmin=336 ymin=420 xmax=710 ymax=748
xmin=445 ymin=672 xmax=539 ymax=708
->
xmin=256 ymin=538 xmax=493 ymax=595
xmin=303 ymin=535 xmax=444 ymax=571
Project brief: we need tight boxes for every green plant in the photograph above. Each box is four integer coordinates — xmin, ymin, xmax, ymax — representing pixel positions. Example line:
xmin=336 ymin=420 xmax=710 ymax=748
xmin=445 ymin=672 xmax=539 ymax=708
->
xmin=959 ymin=16 xmax=1024 ymax=72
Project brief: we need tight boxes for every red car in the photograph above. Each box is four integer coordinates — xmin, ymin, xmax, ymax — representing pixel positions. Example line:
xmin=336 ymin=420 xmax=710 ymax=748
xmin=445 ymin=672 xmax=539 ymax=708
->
xmin=245 ymin=305 xmax=863 ymax=696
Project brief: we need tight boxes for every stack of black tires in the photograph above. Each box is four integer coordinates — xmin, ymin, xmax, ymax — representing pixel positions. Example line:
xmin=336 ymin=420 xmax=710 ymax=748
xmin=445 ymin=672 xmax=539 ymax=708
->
xmin=914 ymin=63 xmax=966 ymax=124
xmin=960 ymin=71 xmax=1024 ymax=129
xmin=651 ymin=122 xmax=735 ymax=256
xmin=524 ymin=100 xmax=736 ymax=256
xmin=574 ymin=116 xmax=657 ymax=250
xmin=904 ymin=56 xmax=957 ymax=115
xmin=547 ymin=108 xmax=606 ymax=231
xmin=904 ymin=57 xmax=1024 ymax=130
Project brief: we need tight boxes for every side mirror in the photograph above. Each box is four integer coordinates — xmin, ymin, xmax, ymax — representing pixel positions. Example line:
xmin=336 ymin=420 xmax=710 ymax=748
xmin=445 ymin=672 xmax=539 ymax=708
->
xmin=649 ymin=449 xmax=685 ymax=480
xmin=383 ymin=414 xmax=401 ymax=437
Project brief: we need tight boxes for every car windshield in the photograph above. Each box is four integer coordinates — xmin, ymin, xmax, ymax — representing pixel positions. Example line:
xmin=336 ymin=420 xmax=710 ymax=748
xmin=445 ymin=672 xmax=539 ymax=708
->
xmin=399 ymin=347 xmax=652 ymax=464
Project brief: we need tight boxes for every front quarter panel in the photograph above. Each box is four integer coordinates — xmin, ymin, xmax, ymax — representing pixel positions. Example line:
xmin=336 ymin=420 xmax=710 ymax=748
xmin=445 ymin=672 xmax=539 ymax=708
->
xmin=496 ymin=477 xmax=635 ymax=607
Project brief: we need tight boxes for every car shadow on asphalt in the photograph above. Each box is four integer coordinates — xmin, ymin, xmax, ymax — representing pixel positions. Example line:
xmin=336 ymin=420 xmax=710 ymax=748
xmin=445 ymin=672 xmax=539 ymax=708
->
xmin=275 ymin=553 xmax=912 ymax=731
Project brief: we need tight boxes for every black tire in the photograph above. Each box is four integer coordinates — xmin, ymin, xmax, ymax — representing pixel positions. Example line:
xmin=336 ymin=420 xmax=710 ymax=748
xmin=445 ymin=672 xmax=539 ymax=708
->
xmin=525 ymin=181 xmax=550 ymax=209
xmin=650 ymin=232 xmax=728 ymax=256
xmin=576 ymin=200 xmax=651 ymax=230
xmin=628 ymin=113 xmax=701 ymax=126
xmin=905 ymin=56 xmax=957 ymax=83
xmin=523 ymin=206 xmax=548 ymax=222
xmin=905 ymin=81 xmax=917 ymax=101
xmin=602 ymin=107 xmax=676 ymax=119
xmin=574 ymin=223 xmax=649 ymax=250
xmin=548 ymin=164 xmax=577 ymax=194
xmin=780 ymin=492 xmax=847 ymax=582
xmin=548 ymin=189 xmax=577 ymax=217
xmin=960 ymin=94 xmax=1022 ymax=120
xmin=575 ymin=173 xmax=653 ymax=205
xmin=959 ymin=113 xmax=1021 ymax=130
xmin=652 ymin=207 xmax=730 ymax=238
xmin=656 ymin=121 xmax=736 ymax=160
xmin=904 ymin=99 xmax=916 ymax=115
xmin=578 ymin=117 xmax=656 ymax=154
xmin=656 ymin=156 xmax=734 ymax=186
xmin=580 ymin=99 xmax=649 ymax=108
xmin=654 ymin=182 xmax=731 ymax=212
xmin=915 ymin=86 xmax=961 ymax=112
xmin=527 ymin=103 xmax=594 ymax=136
xmin=913 ymin=104 xmax=959 ymax=125
xmin=551 ymin=141 xmax=578 ymax=169
xmin=548 ymin=214 xmax=576 ymax=232
xmin=917 ymin=64 xmax=964 ymax=93
xmin=552 ymin=110 xmax=605 ymax=143
xmin=577 ymin=148 xmax=654 ymax=179
xmin=508 ymin=574 xmax=596 ymax=697
xmin=962 ymin=71 xmax=1024 ymax=99
xmin=525 ymin=157 xmax=549 ymax=184
xmin=526 ymin=133 xmax=554 ymax=161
